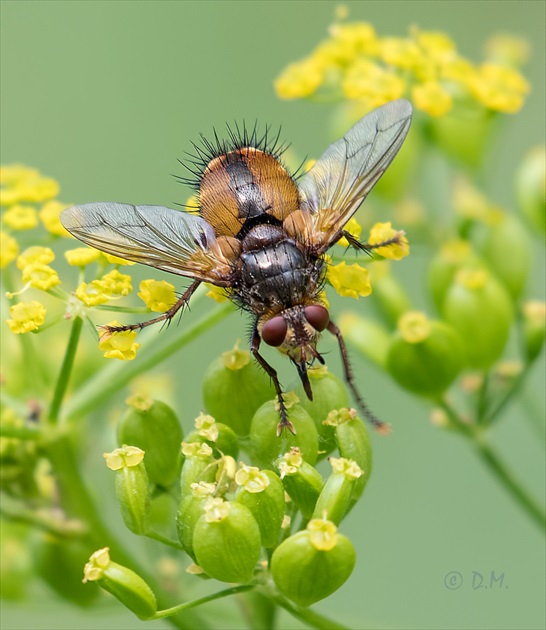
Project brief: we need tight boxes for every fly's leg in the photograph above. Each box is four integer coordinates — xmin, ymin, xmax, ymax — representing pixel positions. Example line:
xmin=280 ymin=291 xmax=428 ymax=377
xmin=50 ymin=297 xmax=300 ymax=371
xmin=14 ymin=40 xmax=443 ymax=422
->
xmin=101 ymin=280 xmax=201 ymax=334
xmin=339 ymin=229 xmax=405 ymax=255
xmin=327 ymin=319 xmax=391 ymax=434
xmin=251 ymin=328 xmax=295 ymax=436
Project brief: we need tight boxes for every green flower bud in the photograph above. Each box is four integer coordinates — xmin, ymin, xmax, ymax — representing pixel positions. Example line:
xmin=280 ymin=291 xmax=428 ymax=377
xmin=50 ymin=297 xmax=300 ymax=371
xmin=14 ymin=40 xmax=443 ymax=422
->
xmin=386 ymin=312 xmax=464 ymax=397
xmin=83 ymin=548 xmax=157 ymax=620
xmin=516 ymin=146 xmax=545 ymax=234
xmin=184 ymin=413 xmax=239 ymax=459
xmin=523 ymin=301 xmax=546 ymax=362
xmin=368 ymin=262 xmax=412 ymax=326
xmin=104 ymin=446 xmax=150 ymax=536
xmin=482 ymin=210 xmax=531 ymax=299
xmin=235 ymin=466 xmax=285 ymax=548
xmin=180 ymin=442 xmax=217 ymax=497
xmin=270 ymin=519 xmax=356 ymax=607
xmin=327 ymin=409 xmax=372 ymax=511
xmin=428 ymin=240 xmax=481 ymax=312
xmin=312 ymin=458 xmax=364 ymax=525
xmin=443 ymin=268 xmax=514 ymax=369
xmin=176 ymin=481 xmax=216 ymax=559
xmin=193 ymin=499 xmax=261 ymax=583
xmin=117 ymin=396 xmax=182 ymax=488
xmin=290 ymin=366 xmax=349 ymax=459
xmin=250 ymin=396 xmax=319 ymax=470
xmin=277 ymin=448 xmax=324 ymax=519
xmin=338 ymin=313 xmax=391 ymax=368
xmin=202 ymin=343 xmax=275 ymax=435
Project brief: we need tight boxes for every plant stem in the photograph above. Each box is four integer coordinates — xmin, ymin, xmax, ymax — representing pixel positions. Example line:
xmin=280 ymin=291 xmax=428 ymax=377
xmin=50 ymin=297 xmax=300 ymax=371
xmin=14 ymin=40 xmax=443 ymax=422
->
xmin=152 ymin=585 xmax=255 ymax=619
xmin=47 ymin=315 xmax=83 ymax=425
xmin=145 ymin=529 xmax=184 ymax=550
xmin=272 ymin=593 xmax=350 ymax=630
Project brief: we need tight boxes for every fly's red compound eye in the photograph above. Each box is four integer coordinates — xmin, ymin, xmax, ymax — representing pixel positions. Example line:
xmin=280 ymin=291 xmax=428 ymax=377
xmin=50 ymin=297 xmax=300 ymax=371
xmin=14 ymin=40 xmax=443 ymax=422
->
xmin=262 ymin=316 xmax=288 ymax=347
xmin=304 ymin=305 xmax=330 ymax=332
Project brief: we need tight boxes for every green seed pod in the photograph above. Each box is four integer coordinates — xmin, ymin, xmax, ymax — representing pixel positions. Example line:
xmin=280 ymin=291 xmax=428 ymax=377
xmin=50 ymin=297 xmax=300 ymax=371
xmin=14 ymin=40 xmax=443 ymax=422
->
xmin=235 ymin=467 xmax=285 ymax=548
xmin=337 ymin=312 xmax=391 ymax=368
xmin=443 ymin=268 xmax=514 ymax=369
xmin=368 ymin=262 xmax=412 ymax=326
xmin=117 ymin=396 xmax=182 ymax=488
xmin=184 ymin=413 xmax=239 ymax=459
xmin=270 ymin=519 xmax=356 ymax=607
xmin=104 ymin=446 xmax=150 ymax=536
xmin=523 ymin=301 xmax=546 ymax=362
xmin=312 ymin=458 xmax=364 ymax=525
xmin=386 ymin=312 xmax=464 ymax=397
xmin=277 ymin=448 xmax=324 ymax=519
xmin=482 ymin=211 xmax=531 ymax=300
xmin=328 ymin=409 xmax=372 ymax=511
xmin=290 ymin=366 xmax=348 ymax=459
xmin=516 ymin=146 xmax=545 ymax=234
xmin=193 ymin=499 xmax=261 ymax=583
xmin=176 ymin=481 xmax=216 ymax=559
xmin=180 ymin=442 xmax=217 ymax=498
xmin=250 ymin=396 xmax=319 ymax=470
xmin=83 ymin=548 xmax=157 ymax=620
xmin=202 ymin=343 xmax=275 ymax=435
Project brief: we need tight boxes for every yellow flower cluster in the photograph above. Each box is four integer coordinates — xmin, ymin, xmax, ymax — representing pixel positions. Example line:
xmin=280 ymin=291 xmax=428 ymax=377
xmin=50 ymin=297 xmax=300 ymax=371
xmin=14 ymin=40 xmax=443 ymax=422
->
xmin=75 ymin=270 xmax=133 ymax=306
xmin=99 ymin=322 xmax=141 ymax=361
xmin=275 ymin=20 xmax=530 ymax=115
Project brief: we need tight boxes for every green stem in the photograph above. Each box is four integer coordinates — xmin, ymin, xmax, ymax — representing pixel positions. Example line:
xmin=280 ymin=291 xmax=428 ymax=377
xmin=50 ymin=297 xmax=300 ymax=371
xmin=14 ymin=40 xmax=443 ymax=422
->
xmin=485 ymin=363 xmax=530 ymax=424
xmin=476 ymin=371 xmax=490 ymax=424
xmin=145 ymin=529 xmax=184 ymax=550
xmin=151 ymin=585 xmax=255 ymax=620
xmin=47 ymin=315 xmax=83 ymax=425
xmin=94 ymin=305 xmax=152 ymax=314
xmin=272 ymin=593 xmax=350 ymax=630
xmin=0 ymin=424 xmax=41 ymax=440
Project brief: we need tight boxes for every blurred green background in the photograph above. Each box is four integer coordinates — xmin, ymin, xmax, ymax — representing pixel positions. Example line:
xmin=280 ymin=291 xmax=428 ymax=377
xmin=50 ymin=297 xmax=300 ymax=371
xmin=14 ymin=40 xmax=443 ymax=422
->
xmin=1 ymin=1 xmax=544 ymax=629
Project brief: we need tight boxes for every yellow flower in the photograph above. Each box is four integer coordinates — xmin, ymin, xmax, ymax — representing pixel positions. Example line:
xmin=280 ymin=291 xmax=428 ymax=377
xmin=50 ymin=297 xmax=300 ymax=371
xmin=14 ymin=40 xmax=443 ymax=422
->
xmin=274 ymin=57 xmax=324 ymax=100
xmin=0 ymin=232 xmax=19 ymax=268
xmin=39 ymin=201 xmax=71 ymax=237
xmin=75 ymin=280 xmax=112 ymax=306
xmin=20 ymin=177 xmax=60 ymax=203
xmin=342 ymin=58 xmax=406 ymax=108
xmin=2 ymin=205 xmax=38 ymax=230
xmin=102 ymin=252 xmax=136 ymax=266
xmin=0 ymin=165 xmax=41 ymax=186
xmin=64 ymin=247 xmax=101 ymax=267
xmin=205 ymin=283 xmax=229 ymax=303
xmin=485 ymin=35 xmax=530 ymax=68
xmin=379 ymin=37 xmax=422 ymax=70
xmin=21 ymin=263 xmax=60 ymax=290
xmin=412 ymin=81 xmax=453 ymax=117
xmin=100 ymin=269 xmax=132 ymax=296
xmin=412 ymin=28 xmax=457 ymax=64
xmin=469 ymin=63 xmax=530 ymax=113
xmin=99 ymin=322 xmax=141 ymax=360
xmin=6 ymin=301 xmax=46 ymax=334
xmin=185 ymin=194 xmax=200 ymax=214
xmin=439 ymin=56 xmax=477 ymax=87
xmin=327 ymin=261 xmax=371 ymax=299
xmin=318 ymin=22 xmax=378 ymax=64
xmin=17 ymin=246 xmax=55 ymax=269
xmin=337 ymin=217 xmax=362 ymax=247
xmin=0 ymin=167 xmax=59 ymax=206
xmin=368 ymin=222 xmax=409 ymax=260
xmin=138 ymin=279 xmax=176 ymax=312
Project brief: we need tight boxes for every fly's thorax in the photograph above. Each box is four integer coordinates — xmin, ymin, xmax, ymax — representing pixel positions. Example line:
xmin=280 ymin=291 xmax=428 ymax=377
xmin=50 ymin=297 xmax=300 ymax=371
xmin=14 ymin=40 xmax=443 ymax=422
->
xmin=199 ymin=148 xmax=299 ymax=238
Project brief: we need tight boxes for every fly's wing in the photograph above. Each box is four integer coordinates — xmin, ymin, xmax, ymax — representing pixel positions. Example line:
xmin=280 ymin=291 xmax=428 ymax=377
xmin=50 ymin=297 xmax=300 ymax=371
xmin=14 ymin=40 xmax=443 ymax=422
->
xmin=297 ymin=99 xmax=412 ymax=253
xmin=61 ymin=203 xmax=232 ymax=284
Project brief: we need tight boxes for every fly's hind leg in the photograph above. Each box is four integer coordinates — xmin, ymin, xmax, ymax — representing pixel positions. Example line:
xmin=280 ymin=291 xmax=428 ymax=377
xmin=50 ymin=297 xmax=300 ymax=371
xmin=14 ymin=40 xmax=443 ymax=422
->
xmin=327 ymin=319 xmax=391 ymax=434
xmin=101 ymin=280 xmax=201 ymax=334
xmin=251 ymin=327 xmax=295 ymax=436
xmin=339 ymin=229 xmax=405 ymax=255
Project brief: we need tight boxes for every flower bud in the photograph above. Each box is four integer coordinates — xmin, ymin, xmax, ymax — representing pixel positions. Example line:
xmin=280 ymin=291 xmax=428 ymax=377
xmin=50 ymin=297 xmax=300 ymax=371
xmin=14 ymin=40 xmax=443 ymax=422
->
xmin=235 ymin=466 xmax=285 ymax=548
xmin=176 ymin=481 xmax=216 ymax=559
xmin=117 ymin=396 xmax=182 ymax=488
xmin=193 ymin=498 xmax=261 ymax=583
xmin=270 ymin=519 xmax=356 ymax=607
xmin=443 ymin=268 xmax=514 ymax=369
xmin=481 ymin=211 xmax=531 ymax=299
xmin=290 ymin=366 xmax=349 ymax=459
xmin=523 ymin=301 xmax=546 ymax=362
xmin=104 ymin=446 xmax=150 ymax=536
xmin=386 ymin=312 xmax=464 ymax=397
xmin=337 ymin=313 xmax=391 ymax=368
xmin=368 ymin=262 xmax=412 ymax=326
xmin=202 ymin=343 xmax=275 ymax=435
xmin=83 ymin=548 xmax=157 ymax=619
xmin=277 ymin=448 xmax=324 ymax=519
xmin=312 ymin=457 xmax=364 ymax=525
xmin=516 ymin=146 xmax=545 ymax=235
xmin=249 ymin=397 xmax=319 ymax=470
xmin=180 ymin=442 xmax=217 ymax=498
xmin=184 ymin=413 xmax=239 ymax=459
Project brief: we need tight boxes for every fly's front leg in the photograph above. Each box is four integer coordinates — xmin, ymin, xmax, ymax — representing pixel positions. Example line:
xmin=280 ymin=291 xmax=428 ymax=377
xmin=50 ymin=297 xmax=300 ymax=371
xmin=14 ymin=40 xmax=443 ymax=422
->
xmin=101 ymin=280 xmax=201 ymax=334
xmin=339 ymin=229 xmax=405 ymax=255
xmin=251 ymin=328 xmax=295 ymax=436
xmin=327 ymin=319 xmax=391 ymax=434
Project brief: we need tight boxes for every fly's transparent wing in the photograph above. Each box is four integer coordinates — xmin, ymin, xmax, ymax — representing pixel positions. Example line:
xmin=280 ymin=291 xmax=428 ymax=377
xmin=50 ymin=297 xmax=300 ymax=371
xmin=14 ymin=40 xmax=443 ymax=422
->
xmin=61 ymin=203 xmax=232 ymax=284
xmin=298 ymin=99 xmax=412 ymax=253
